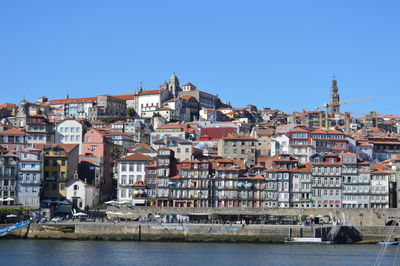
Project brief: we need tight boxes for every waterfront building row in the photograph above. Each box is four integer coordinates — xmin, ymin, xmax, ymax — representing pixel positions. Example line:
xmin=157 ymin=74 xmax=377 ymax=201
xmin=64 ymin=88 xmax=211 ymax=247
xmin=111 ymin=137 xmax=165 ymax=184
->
xmin=116 ymin=151 xmax=398 ymax=209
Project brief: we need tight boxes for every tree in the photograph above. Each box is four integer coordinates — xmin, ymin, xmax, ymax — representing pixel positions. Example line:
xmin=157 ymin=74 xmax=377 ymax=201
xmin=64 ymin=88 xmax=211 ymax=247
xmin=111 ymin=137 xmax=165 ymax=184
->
xmin=126 ymin=107 xmax=136 ymax=117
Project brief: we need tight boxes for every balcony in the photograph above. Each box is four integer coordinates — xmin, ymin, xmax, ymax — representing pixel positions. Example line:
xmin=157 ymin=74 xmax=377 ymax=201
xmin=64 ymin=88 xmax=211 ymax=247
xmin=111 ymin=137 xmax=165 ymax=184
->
xmin=19 ymin=165 xmax=41 ymax=171
xmin=18 ymin=180 xmax=41 ymax=185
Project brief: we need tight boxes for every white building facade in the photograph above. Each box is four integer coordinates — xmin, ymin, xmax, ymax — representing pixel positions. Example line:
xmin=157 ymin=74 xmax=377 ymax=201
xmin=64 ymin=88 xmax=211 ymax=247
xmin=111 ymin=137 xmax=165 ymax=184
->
xmin=55 ymin=119 xmax=84 ymax=153
xmin=116 ymin=153 xmax=154 ymax=202
xmin=65 ymin=178 xmax=99 ymax=210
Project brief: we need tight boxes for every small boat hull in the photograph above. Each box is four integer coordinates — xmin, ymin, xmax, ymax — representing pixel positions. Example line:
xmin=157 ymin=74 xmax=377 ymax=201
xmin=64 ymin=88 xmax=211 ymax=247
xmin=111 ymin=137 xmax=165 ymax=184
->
xmin=377 ymin=241 xmax=400 ymax=246
xmin=285 ymin=237 xmax=333 ymax=245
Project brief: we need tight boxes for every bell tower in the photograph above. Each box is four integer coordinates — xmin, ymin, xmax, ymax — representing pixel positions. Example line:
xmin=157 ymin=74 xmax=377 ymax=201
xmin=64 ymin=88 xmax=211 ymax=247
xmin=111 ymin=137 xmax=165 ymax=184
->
xmin=168 ymin=73 xmax=181 ymax=98
xmin=329 ymin=76 xmax=340 ymax=114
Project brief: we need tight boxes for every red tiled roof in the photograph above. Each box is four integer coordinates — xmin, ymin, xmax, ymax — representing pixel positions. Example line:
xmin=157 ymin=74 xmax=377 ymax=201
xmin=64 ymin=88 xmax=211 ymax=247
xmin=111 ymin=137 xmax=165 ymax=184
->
xmin=59 ymin=144 xmax=79 ymax=153
xmin=48 ymin=97 xmax=97 ymax=105
xmin=0 ymin=128 xmax=26 ymax=135
xmin=183 ymin=82 xmax=195 ymax=87
xmin=290 ymin=127 xmax=309 ymax=133
xmin=112 ymin=94 xmax=135 ymax=101
xmin=139 ymin=90 xmax=160 ymax=95
xmin=181 ymin=95 xmax=196 ymax=101
xmin=117 ymin=152 xmax=155 ymax=162
xmin=0 ymin=103 xmax=17 ymax=109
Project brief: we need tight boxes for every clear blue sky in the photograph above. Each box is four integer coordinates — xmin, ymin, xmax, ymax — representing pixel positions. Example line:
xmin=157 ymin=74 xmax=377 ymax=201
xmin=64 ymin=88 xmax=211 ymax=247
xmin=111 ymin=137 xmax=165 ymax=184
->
xmin=1 ymin=1 xmax=399 ymax=115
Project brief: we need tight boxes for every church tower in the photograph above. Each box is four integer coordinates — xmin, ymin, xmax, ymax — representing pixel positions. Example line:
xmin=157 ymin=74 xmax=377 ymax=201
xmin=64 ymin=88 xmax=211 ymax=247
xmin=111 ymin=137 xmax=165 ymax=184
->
xmin=329 ymin=76 xmax=340 ymax=114
xmin=168 ymin=73 xmax=181 ymax=98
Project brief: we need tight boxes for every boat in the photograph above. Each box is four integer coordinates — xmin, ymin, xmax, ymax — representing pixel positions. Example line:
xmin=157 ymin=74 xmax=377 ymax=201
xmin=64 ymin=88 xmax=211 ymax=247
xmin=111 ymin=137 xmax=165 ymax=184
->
xmin=375 ymin=220 xmax=400 ymax=266
xmin=0 ymin=220 xmax=30 ymax=237
xmin=285 ymin=237 xmax=332 ymax=245
xmin=377 ymin=241 xmax=400 ymax=246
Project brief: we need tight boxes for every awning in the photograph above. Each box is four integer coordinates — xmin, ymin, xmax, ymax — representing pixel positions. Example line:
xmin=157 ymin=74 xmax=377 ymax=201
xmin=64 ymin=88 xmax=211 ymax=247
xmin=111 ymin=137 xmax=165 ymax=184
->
xmin=3 ymin=197 xmax=14 ymax=202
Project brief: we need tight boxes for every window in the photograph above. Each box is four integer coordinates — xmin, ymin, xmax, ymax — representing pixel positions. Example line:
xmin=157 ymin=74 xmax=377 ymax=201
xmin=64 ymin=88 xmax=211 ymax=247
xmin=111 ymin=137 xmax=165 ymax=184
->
xmin=73 ymin=185 xmax=78 ymax=190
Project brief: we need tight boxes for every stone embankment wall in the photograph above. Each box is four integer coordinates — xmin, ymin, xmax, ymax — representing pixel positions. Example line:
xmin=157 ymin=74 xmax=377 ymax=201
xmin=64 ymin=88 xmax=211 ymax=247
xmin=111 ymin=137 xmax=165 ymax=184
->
xmin=8 ymin=223 xmax=400 ymax=243
xmin=107 ymin=207 xmax=400 ymax=226
xmin=21 ymin=223 xmax=321 ymax=242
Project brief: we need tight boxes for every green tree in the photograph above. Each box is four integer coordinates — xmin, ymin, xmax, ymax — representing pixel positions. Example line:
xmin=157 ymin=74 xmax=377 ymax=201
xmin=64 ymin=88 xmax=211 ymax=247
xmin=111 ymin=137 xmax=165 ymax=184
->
xmin=126 ymin=107 xmax=136 ymax=117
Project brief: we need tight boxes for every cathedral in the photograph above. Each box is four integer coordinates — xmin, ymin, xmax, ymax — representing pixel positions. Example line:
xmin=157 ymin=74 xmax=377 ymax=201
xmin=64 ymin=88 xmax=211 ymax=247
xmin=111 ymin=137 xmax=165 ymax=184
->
xmin=159 ymin=73 xmax=181 ymax=98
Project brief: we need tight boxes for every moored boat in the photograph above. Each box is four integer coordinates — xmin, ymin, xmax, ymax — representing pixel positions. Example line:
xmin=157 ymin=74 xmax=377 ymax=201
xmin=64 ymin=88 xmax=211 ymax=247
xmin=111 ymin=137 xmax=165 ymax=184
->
xmin=285 ymin=237 xmax=332 ymax=244
xmin=377 ymin=241 xmax=400 ymax=246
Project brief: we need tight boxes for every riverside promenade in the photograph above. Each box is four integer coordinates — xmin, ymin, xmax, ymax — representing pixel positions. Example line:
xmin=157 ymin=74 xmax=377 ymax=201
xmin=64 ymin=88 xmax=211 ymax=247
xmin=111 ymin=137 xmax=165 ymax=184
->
xmin=106 ymin=206 xmax=400 ymax=226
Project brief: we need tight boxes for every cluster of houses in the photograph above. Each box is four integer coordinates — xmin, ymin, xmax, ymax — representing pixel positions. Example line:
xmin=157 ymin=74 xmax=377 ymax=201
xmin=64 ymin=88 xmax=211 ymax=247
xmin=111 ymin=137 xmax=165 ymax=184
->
xmin=1 ymin=75 xmax=400 ymax=211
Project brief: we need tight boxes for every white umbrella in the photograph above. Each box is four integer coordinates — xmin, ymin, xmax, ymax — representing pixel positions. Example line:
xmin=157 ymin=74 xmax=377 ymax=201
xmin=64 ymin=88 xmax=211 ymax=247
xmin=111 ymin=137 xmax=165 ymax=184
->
xmin=118 ymin=200 xmax=131 ymax=204
xmin=73 ymin=212 xmax=88 ymax=217
xmin=0 ymin=198 xmax=4 ymax=202
xmin=6 ymin=214 xmax=17 ymax=218
xmin=4 ymin=197 xmax=14 ymax=202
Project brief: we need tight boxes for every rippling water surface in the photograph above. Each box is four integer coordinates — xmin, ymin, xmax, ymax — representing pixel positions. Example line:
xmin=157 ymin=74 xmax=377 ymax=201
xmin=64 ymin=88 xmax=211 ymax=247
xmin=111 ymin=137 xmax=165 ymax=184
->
xmin=0 ymin=240 xmax=399 ymax=266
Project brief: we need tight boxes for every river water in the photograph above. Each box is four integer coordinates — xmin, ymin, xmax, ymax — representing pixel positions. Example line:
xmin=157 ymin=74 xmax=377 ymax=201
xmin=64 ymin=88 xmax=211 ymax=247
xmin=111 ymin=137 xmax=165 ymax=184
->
xmin=0 ymin=240 xmax=398 ymax=266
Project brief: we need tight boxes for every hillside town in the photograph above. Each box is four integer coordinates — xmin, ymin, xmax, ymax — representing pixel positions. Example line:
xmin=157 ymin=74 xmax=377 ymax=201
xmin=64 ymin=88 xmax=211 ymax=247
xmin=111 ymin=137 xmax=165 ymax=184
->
xmin=0 ymin=73 xmax=399 ymax=215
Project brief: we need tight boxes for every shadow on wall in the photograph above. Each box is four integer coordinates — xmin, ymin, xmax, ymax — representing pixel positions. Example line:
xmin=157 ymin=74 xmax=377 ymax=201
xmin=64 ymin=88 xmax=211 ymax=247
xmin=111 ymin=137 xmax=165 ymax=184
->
xmin=332 ymin=226 xmax=363 ymax=244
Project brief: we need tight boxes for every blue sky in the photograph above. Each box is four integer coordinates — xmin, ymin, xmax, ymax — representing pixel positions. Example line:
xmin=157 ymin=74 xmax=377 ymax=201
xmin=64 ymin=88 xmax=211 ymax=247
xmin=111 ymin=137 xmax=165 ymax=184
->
xmin=1 ymin=1 xmax=399 ymax=115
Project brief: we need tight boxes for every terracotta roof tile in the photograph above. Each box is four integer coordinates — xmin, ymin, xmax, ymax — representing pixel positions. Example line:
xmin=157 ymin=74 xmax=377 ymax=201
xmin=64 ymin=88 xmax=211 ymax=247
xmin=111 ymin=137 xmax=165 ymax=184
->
xmin=138 ymin=90 xmax=160 ymax=95
xmin=0 ymin=128 xmax=26 ymax=135
xmin=117 ymin=152 xmax=155 ymax=162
